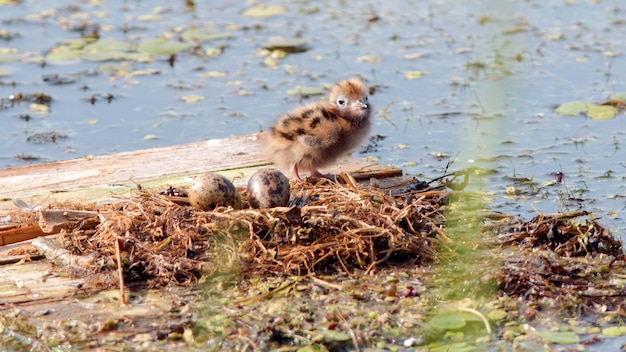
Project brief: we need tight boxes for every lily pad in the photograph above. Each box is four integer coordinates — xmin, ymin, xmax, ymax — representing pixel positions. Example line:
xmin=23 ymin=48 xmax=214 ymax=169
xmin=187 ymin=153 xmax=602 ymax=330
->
xmin=429 ymin=312 xmax=467 ymax=330
xmin=533 ymin=331 xmax=579 ymax=345
xmin=137 ymin=38 xmax=192 ymax=56
xmin=181 ymin=28 xmax=232 ymax=43
xmin=586 ymin=104 xmax=618 ymax=120
xmin=0 ymin=51 xmax=19 ymax=63
xmin=46 ymin=47 xmax=82 ymax=61
xmin=242 ymin=5 xmax=286 ymax=18
xmin=60 ymin=38 xmax=94 ymax=50
xmin=83 ymin=39 xmax=132 ymax=53
xmin=82 ymin=51 xmax=129 ymax=62
xmin=261 ymin=38 xmax=309 ymax=53
xmin=554 ymin=101 xmax=590 ymax=116
xmin=321 ymin=330 xmax=350 ymax=342
xmin=601 ymin=326 xmax=626 ymax=337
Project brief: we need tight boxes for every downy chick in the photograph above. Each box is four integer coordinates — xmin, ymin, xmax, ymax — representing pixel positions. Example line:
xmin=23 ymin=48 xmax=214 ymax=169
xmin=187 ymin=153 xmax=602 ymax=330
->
xmin=265 ymin=77 xmax=371 ymax=179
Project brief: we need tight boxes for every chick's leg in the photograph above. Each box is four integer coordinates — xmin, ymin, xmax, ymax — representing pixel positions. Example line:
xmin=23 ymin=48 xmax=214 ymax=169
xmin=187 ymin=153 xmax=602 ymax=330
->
xmin=290 ymin=163 xmax=302 ymax=180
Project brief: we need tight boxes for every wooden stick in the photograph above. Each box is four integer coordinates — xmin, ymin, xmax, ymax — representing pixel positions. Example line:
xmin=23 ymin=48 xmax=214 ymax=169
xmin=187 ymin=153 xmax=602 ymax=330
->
xmin=31 ymin=237 xmax=96 ymax=269
xmin=348 ymin=168 xmax=403 ymax=181
xmin=0 ymin=225 xmax=46 ymax=247
xmin=115 ymin=236 xmax=126 ymax=304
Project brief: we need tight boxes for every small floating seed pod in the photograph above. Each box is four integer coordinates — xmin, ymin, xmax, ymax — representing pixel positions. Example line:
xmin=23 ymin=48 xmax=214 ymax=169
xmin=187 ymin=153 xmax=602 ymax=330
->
xmin=188 ymin=173 xmax=237 ymax=210
xmin=247 ymin=168 xmax=290 ymax=208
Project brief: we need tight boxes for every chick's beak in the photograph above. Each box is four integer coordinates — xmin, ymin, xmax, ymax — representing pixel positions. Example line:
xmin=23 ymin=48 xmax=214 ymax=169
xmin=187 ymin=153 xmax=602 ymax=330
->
xmin=354 ymin=99 xmax=369 ymax=110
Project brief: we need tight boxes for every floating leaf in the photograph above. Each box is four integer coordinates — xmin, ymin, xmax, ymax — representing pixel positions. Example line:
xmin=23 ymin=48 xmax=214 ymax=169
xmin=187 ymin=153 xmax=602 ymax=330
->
xmin=286 ymin=86 xmax=325 ymax=97
xmin=61 ymin=38 xmax=93 ymax=50
xmin=231 ymin=89 xmax=253 ymax=96
xmin=205 ymin=48 xmax=224 ymax=57
xmin=609 ymin=93 xmax=626 ymax=102
xmin=83 ymin=39 xmax=132 ymax=53
xmin=0 ymin=47 xmax=19 ymax=62
xmin=130 ymin=69 xmax=161 ymax=77
xmin=181 ymin=28 xmax=232 ymax=42
xmin=242 ymin=5 xmax=286 ymax=18
xmin=98 ymin=62 xmax=134 ymax=75
xmin=554 ymin=101 xmax=590 ymax=116
xmin=137 ymin=38 xmax=192 ymax=56
xmin=143 ymin=134 xmax=159 ymax=140
xmin=46 ymin=47 xmax=82 ymax=61
xmin=533 ymin=331 xmax=579 ymax=345
xmin=429 ymin=312 xmax=466 ymax=330
xmin=29 ymin=103 xmax=50 ymax=114
xmin=321 ymin=330 xmax=350 ymax=342
xmin=603 ymin=51 xmax=620 ymax=57
xmin=136 ymin=14 xmax=163 ymax=21
xmin=200 ymin=71 xmax=227 ymax=78
xmin=405 ymin=70 xmax=429 ymax=80
xmin=601 ymin=326 xmax=626 ymax=337
xmin=587 ymin=105 xmax=618 ymax=120
xmin=403 ymin=53 xmax=429 ymax=60
xmin=82 ymin=51 xmax=130 ymax=62
xmin=486 ymin=309 xmax=507 ymax=321
xmin=261 ymin=38 xmax=308 ymax=53
xmin=180 ymin=95 xmax=206 ymax=103
xmin=357 ymin=55 xmax=381 ymax=63
xmin=542 ymin=32 xmax=563 ymax=40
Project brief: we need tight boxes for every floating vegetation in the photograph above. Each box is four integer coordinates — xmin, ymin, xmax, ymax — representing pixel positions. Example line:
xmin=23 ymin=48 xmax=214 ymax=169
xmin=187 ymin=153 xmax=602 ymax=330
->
xmin=0 ymin=92 xmax=52 ymax=111
xmin=26 ymin=131 xmax=67 ymax=144
xmin=494 ymin=210 xmax=625 ymax=312
xmin=261 ymin=38 xmax=309 ymax=53
xmin=555 ymin=93 xmax=626 ymax=120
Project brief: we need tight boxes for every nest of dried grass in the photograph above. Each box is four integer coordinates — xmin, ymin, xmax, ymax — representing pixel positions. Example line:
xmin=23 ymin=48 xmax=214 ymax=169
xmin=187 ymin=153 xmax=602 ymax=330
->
xmin=492 ymin=211 xmax=626 ymax=313
xmin=54 ymin=178 xmax=445 ymax=288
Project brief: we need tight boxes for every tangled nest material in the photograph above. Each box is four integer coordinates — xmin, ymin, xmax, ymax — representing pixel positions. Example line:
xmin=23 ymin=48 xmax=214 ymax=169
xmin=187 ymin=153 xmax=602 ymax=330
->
xmin=493 ymin=211 xmax=625 ymax=313
xmin=55 ymin=178 xmax=446 ymax=288
xmin=21 ymin=175 xmax=623 ymax=316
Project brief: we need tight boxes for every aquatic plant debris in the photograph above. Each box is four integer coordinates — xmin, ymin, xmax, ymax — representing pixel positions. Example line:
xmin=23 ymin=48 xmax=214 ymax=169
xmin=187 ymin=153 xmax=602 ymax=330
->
xmin=555 ymin=93 xmax=626 ymax=120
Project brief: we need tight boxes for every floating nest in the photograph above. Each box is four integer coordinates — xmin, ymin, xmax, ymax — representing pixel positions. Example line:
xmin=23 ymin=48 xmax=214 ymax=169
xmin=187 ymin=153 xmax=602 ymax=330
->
xmin=6 ymin=173 xmax=624 ymax=315
xmin=51 ymin=177 xmax=445 ymax=288
xmin=492 ymin=211 xmax=625 ymax=313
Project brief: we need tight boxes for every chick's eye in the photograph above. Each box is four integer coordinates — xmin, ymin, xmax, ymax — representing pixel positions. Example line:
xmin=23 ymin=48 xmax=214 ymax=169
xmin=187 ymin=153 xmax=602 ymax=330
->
xmin=337 ymin=98 xmax=346 ymax=106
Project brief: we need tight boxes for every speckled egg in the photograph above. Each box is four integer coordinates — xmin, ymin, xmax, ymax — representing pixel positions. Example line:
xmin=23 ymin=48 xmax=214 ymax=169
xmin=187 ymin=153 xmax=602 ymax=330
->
xmin=188 ymin=173 xmax=237 ymax=210
xmin=247 ymin=168 xmax=290 ymax=208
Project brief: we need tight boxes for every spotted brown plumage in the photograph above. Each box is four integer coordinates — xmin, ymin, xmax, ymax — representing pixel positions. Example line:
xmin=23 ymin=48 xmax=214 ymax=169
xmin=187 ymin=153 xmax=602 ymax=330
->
xmin=264 ymin=77 xmax=372 ymax=180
